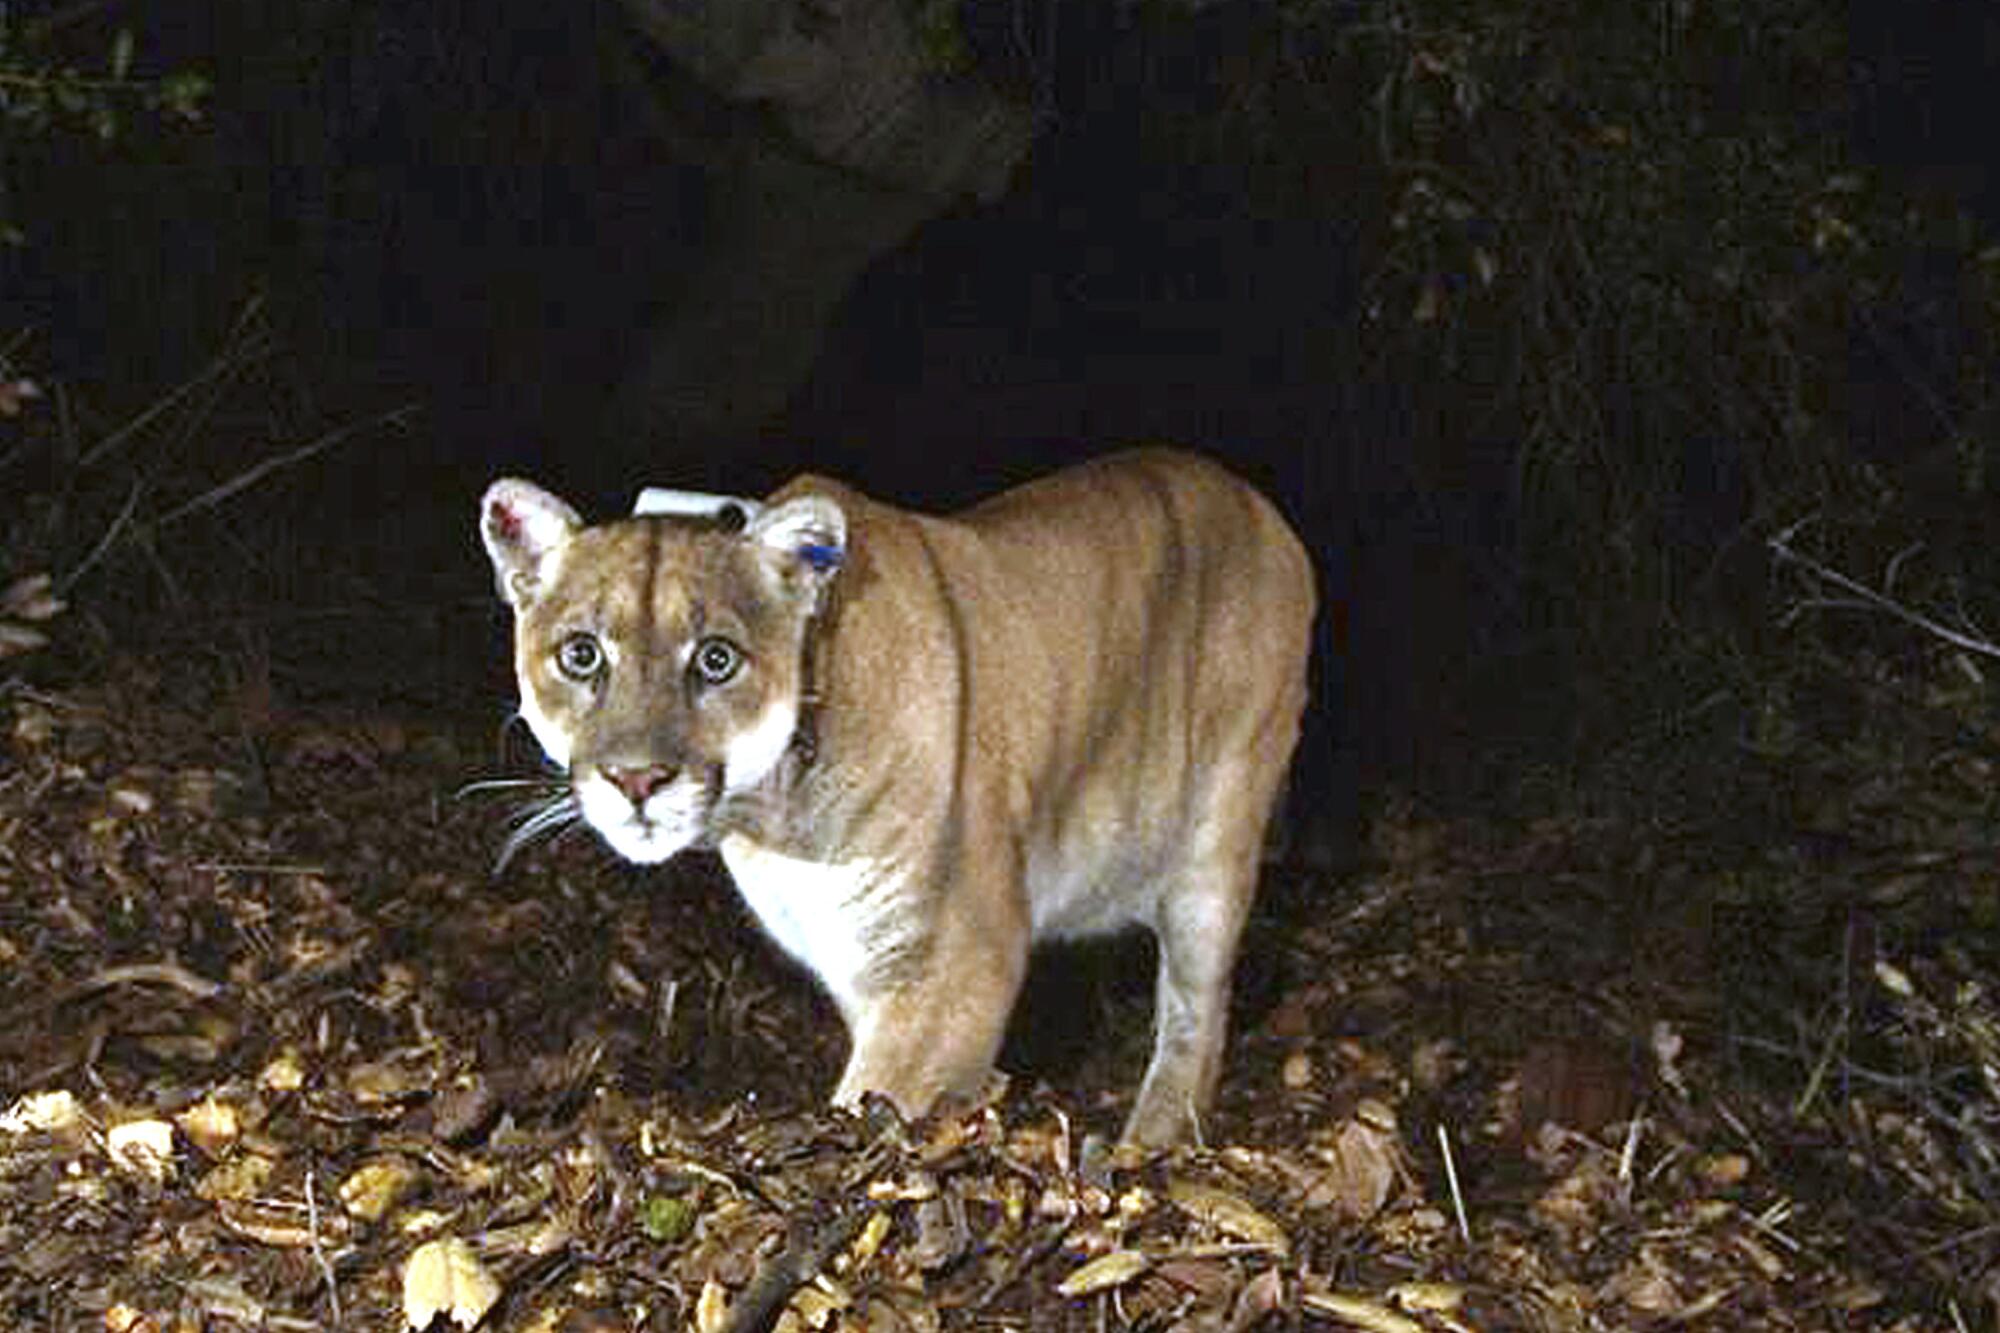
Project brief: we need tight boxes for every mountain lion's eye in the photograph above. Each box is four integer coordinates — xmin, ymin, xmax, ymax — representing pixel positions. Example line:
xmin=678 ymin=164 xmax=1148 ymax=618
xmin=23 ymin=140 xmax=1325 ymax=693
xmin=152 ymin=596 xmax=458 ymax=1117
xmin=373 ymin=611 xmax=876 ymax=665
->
xmin=555 ymin=632 xmax=604 ymax=680
xmin=691 ymin=636 xmax=742 ymax=686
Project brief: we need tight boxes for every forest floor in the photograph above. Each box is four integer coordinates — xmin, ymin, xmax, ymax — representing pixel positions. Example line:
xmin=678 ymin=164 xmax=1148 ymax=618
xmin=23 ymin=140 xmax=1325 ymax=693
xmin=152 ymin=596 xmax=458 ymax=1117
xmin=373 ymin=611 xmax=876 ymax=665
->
xmin=0 ymin=624 xmax=1993 ymax=1332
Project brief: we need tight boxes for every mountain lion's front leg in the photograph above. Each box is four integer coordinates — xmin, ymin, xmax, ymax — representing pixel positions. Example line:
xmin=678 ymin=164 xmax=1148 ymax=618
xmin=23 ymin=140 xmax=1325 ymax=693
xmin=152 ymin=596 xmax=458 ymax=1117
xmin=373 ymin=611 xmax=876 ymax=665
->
xmin=832 ymin=982 xmax=1015 ymax=1117
xmin=831 ymin=863 xmax=1030 ymax=1119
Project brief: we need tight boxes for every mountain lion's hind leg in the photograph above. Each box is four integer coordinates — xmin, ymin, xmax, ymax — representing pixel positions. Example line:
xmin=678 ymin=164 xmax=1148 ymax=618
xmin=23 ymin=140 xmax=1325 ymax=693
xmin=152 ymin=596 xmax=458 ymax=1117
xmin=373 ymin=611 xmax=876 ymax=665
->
xmin=1122 ymin=749 xmax=1290 ymax=1147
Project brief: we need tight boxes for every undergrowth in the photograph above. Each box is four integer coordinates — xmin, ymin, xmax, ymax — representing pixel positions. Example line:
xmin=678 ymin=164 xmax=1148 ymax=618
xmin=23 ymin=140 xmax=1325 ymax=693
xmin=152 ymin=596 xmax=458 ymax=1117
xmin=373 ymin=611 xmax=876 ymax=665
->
xmin=1202 ymin=0 xmax=2000 ymax=782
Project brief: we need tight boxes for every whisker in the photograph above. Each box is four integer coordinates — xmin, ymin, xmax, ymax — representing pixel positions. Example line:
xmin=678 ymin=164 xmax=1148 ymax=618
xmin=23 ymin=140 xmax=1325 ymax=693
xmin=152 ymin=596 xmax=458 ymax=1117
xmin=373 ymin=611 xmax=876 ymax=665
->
xmin=495 ymin=791 xmax=582 ymax=873
xmin=455 ymin=776 xmax=568 ymax=800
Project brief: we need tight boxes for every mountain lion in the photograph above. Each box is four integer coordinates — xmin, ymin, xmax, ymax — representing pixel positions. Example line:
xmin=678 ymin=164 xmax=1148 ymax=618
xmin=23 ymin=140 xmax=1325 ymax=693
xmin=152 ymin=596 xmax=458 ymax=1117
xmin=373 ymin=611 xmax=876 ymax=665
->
xmin=480 ymin=449 xmax=1314 ymax=1145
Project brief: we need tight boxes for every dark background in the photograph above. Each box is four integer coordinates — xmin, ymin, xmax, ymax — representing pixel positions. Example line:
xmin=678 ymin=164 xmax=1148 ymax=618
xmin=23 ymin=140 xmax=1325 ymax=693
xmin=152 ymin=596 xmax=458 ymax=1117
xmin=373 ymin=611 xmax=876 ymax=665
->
xmin=4 ymin=0 xmax=1996 ymax=834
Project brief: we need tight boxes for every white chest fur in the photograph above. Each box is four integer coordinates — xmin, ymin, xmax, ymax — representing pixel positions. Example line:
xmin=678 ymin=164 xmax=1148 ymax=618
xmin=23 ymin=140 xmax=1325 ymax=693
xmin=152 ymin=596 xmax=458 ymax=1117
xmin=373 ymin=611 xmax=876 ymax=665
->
xmin=716 ymin=835 xmax=910 ymax=1020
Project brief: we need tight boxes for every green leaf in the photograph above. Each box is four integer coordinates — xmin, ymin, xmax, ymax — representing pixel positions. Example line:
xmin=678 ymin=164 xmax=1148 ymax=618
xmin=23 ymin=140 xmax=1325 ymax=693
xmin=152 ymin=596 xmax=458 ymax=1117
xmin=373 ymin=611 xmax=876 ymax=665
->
xmin=162 ymin=69 xmax=211 ymax=120
xmin=639 ymin=1194 xmax=695 ymax=1243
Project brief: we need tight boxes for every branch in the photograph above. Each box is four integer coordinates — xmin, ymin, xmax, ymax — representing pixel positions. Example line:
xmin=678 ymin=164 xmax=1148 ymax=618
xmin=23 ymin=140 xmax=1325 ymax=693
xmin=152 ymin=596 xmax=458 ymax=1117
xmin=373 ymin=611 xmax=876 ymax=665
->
xmin=716 ymin=1202 xmax=872 ymax=1333
xmin=1769 ymin=528 xmax=2000 ymax=661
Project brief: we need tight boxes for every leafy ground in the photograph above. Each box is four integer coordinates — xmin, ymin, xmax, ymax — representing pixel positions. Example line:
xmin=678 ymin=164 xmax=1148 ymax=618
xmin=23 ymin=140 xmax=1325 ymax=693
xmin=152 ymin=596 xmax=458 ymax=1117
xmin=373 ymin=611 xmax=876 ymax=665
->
xmin=0 ymin=617 xmax=1993 ymax=1332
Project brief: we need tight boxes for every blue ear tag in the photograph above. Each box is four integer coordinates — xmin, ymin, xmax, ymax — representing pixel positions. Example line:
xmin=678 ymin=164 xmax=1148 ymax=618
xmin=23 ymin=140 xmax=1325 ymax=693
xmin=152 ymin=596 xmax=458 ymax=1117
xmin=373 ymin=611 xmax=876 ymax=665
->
xmin=800 ymin=543 xmax=844 ymax=573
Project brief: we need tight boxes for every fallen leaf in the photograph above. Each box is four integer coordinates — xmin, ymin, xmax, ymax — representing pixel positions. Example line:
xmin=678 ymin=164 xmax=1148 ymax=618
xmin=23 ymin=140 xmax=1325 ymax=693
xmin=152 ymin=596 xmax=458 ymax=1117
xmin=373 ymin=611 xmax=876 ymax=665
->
xmin=907 ymin=1194 xmax=968 ymax=1271
xmin=1698 ymin=1153 xmax=1750 ymax=1187
xmin=1303 ymin=1107 xmax=1401 ymax=1221
xmin=1604 ymin=1255 xmax=1681 ymax=1316
xmin=1388 ymin=1281 xmax=1463 ymax=1313
xmin=0 ymin=622 xmax=49 ymax=658
xmin=1282 ymin=1050 xmax=1315 ymax=1089
xmin=1167 ymin=1180 xmax=1290 ymax=1254
xmin=1299 ymin=1290 xmax=1426 ymax=1333
xmin=1 ymin=1090 xmax=83 ymax=1135
xmin=845 ymin=1207 xmax=893 ymax=1269
xmin=195 ymin=1152 xmax=277 ymax=1202
xmin=1057 ymin=1248 xmax=1151 ymax=1297
xmin=1409 ymin=1038 xmax=1459 ymax=1091
xmin=788 ymin=1278 xmax=851 ymax=1328
xmin=640 ymin=1194 xmax=697 ymax=1244
xmin=1231 ymin=1267 xmax=1285 ymax=1325
xmin=106 ymin=1119 xmax=176 ymax=1179
xmin=0 ymin=378 xmax=41 ymax=416
xmin=342 ymin=1157 xmax=424 ymax=1222
xmin=174 ymin=1096 xmax=240 ymax=1158
xmin=260 ymin=1049 xmax=307 ymax=1092
xmin=349 ymin=1054 xmax=434 ymax=1104
xmin=217 ymin=1198 xmax=332 ymax=1248
xmin=0 ymin=573 xmax=62 ymax=621
xmin=695 ymin=1278 xmax=730 ymax=1333
xmin=101 ymin=1304 xmax=154 ymax=1333
xmin=403 ymin=1236 xmax=501 ymax=1330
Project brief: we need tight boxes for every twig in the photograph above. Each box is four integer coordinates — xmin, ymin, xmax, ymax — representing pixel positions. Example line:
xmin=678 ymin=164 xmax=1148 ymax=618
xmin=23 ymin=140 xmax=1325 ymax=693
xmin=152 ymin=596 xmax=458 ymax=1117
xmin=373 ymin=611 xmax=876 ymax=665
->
xmin=1770 ymin=530 xmax=2000 ymax=661
xmin=657 ymin=976 xmax=680 ymax=1042
xmin=717 ymin=1202 xmax=872 ymax=1333
xmin=191 ymin=862 xmax=329 ymax=876
xmin=1615 ymin=1113 xmax=1644 ymax=1203
xmin=305 ymin=1168 xmax=343 ymax=1328
xmin=0 ymin=70 xmax=167 ymax=94
xmin=79 ymin=960 xmax=224 ymax=999
xmin=1730 ymin=1035 xmax=1916 ymax=1095
xmin=56 ymin=476 xmax=144 ymax=594
xmin=972 ymin=1221 xmax=1073 ymax=1311
xmin=1742 ymin=1199 xmax=1803 ymax=1255
xmin=1435 ymin=1123 xmax=1471 ymax=1244
xmin=78 ymin=298 xmax=272 ymax=468
xmin=1792 ymin=918 xmax=1856 ymax=1117
xmin=1914 ymin=1221 xmax=2000 ymax=1262
xmin=0 ymin=959 xmax=225 ymax=1040
xmin=156 ymin=404 xmax=418 ymax=529
xmin=1708 ymin=1094 xmax=1766 ymax=1163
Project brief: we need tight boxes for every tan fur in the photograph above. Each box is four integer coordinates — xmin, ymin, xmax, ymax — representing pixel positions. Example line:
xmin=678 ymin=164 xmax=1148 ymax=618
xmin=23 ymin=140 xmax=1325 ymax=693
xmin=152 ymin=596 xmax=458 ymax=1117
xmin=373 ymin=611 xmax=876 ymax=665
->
xmin=481 ymin=449 xmax=1314 ymax=1144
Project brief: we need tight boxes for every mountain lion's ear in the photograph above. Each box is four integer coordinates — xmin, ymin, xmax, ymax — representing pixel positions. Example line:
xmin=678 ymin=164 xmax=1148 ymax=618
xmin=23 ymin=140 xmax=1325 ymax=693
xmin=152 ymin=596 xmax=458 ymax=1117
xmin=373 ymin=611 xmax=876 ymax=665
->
xmin=481 ymin=479 xmax=583 ymax=608
xmin=746 ymin=494 xmax=846 ymax=592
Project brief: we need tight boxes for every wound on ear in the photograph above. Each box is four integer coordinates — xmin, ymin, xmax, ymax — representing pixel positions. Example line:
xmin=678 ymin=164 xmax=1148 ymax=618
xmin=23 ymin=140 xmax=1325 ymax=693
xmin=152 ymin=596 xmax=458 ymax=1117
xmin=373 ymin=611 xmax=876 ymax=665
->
xmin=489 ymin=500 xmax=525 ymax=543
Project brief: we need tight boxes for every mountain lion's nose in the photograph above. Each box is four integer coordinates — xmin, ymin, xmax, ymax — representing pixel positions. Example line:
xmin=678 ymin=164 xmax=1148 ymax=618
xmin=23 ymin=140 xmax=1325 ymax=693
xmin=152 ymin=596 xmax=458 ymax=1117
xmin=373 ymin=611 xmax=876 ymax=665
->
xmin=602 ymin=764 xmax=678 ymax=806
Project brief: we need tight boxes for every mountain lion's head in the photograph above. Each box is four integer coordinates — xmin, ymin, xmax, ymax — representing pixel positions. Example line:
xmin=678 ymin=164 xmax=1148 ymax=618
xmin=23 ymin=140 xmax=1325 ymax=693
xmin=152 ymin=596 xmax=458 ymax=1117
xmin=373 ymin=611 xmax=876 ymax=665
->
xmin=480 ymin=479 xmax=845 ymax=864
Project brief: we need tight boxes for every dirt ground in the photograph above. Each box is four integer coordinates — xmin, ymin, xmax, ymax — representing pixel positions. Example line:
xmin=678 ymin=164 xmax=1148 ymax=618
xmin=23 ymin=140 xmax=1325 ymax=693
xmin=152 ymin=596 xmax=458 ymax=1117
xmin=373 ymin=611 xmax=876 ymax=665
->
xmin=0 ymin=626 xmax=1990 ymax=1332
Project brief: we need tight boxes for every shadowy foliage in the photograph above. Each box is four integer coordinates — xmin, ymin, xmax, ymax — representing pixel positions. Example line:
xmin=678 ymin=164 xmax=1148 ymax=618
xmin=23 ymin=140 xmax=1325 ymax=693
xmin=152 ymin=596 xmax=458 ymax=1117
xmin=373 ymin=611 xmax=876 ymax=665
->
xmin=0 ymin=3 xmax=208 ymax=242
xmin=1171 ymin=0 xmax=1998 ymax=776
